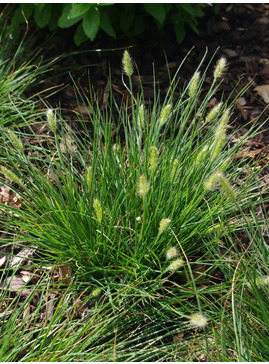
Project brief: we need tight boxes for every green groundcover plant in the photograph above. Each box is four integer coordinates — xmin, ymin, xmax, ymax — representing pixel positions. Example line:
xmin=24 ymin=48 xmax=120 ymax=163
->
xmin=8 ymin=3 xmax=215 ymax=45
xmin=0 ymin=42 xmax=269 ymax=360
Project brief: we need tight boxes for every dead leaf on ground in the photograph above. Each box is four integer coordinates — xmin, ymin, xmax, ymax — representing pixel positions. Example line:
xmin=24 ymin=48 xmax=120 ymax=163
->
xmin=0 ymin=274 xmax=31 ymax=295
xmin=10 ymin=247 xmax=35 ymax=268
xmin=58 ymin=264 xmax=73 ymax=285
xmin=0 ymin=256 xmax=6 ymax=268
xmin=254 ymin=85 xmax=269 ymax=103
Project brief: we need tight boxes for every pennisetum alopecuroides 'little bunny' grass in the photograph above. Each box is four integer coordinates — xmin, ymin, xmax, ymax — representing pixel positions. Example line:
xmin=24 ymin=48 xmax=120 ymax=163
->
xmin=0 ymin=48 xmax=268 ymax=361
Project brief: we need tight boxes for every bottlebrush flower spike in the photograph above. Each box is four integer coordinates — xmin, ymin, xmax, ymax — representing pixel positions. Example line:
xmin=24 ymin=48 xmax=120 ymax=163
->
xmin=166 ymin=258 xmax=184 ymax=273
xmin=213 ymin=57 xmax=227 ymax=82
xmin=86 ymin=166 xmax=92 ymax=188
xmin=93 ymin=198 xmax=102 ymax=224
xmin=122 ymin=50 xmax=134 ymax=77
xmin=170 ymin=158 xmax=179 ymax=182
xmin=211 ymin=109 xmax=230 ymax=161
xmin=205 ymin=102 xmax=223 ymax=124
xmin=7 ymin=129 xmax=24 ymax=153
xmin=204 ymin=171 xmax=236 ymax=199
xmin=158 ymin=218 xmax=171 ymax=235
xmin=149 ymin=146 xmax=158 ymax=173
xmin=137 ymin=174 xmax=150 ymax=198
xmin=138 ymin=104 xmax=145 ymax=132
xmin=1 ymin=166 xmax=23 ymax=186
xmin=188 ymin=71 xmax=200 ymax=98
xmin=46 ymin=108 xmax=57 ymax=133
xmin=189 ymin=312 xmax=208 ymax=329
xmin=166 ymin=246 xmax=179 ymax=260
xmin=158 ymin=104 xmax=172 ymax=127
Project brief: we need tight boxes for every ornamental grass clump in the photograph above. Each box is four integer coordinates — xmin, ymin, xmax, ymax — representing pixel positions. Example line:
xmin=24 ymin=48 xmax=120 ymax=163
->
xmin=0 ymin=48 xmax=268 ymax=361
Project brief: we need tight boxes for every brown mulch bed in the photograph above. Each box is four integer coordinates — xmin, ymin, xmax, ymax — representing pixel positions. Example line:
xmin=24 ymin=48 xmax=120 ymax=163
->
xmin=26 ymin=3 xmax=269 ymax=171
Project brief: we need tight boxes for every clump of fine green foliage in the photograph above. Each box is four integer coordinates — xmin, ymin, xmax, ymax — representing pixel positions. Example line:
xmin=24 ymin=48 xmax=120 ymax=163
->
xmin=8 ymin=3 xmax=216 ymax=45
xmin=1 ymin=46 xmax=269 ymax=361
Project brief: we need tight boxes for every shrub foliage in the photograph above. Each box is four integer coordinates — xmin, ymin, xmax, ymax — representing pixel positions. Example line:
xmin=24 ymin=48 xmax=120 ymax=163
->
xmin=9 ymin=3 xmax=212 ymax=45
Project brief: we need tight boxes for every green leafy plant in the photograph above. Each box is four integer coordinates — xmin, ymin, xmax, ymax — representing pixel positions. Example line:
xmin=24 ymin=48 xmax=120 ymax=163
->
xmin=8 ymin=3 xmax=212 ymax=46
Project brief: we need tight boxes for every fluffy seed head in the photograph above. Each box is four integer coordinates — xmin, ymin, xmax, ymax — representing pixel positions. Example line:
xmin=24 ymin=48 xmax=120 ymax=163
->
xmin=158 ymin=218 xmax=171 ymax=235
xmin=138 ymin=104 xmax=145 ymax=132
xmin=210 ymin=109 xmax=230 ymax=161
xmin=205 ymin=102 xmax=223 ymax=124
xmin=137 ymin=175 xmax=150 ymax=198
xmin=170 ymin=158 xmax=179 ymax=181
xmin=216 ymin=109 xmax=230 ymax=136
xmin=189 ymin=312 xmax=208 ymax=329
xmin=86 ymin=166 xmax=92 ymax=188
xmin=218 ymin=173 xmax=236 ymax=199
xmin=204 ymin=171 xmax=235 ymax=199
xmin=213 ymin=57 xmax=227 ymax=81
xmin=166 ymin=246 xmax=179 ymax=260
xmin=1 ymin=166 xmax=23 ymax=186
xmin=166 ymin=258 xmax=184 ymax=273
xmin=195 ymin=145 xmax=208 ymax=166
xmin=204 ymin=172 xmax=221 ymax=192
xmin=93 ymin=198 xmax=102 ymax=224
xmin=149 ymin=146 xmax=158 ymax=173
xmin=7 ymin=129 xmax=24 ymax=153
xmin=91 ymin=287 xmax=101 ymax=297
xmin=46 ymin=108 xmax=57 ymax=133
xmin=254 ymin=276 xmax=269 ymax=287
xmin=159 ymin=104 xmax=172 ymax=127
xmin=122 ymin=50 xmax=134 ymax=77
xmin=188 ymin=71 xmax=200 ymax=98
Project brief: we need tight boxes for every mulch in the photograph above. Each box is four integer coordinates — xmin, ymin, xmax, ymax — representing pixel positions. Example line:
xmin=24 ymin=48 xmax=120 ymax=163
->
xmin=24 ymin=3 xmax=269 ymax=169
xmin=29 ymin=3 xmax=269 ymax=130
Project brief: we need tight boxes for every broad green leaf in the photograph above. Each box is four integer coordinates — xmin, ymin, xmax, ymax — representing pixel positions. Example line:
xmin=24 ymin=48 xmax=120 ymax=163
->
xmin=193 ymin=6 xmax=205 ymax=18
xmin=34 ymin=4 xmax=51 ymax=28
xmin=68 ymin=4 xmax=93 ymax=19
xmin=174 ymin=21 xmax=185 ymax=44
xmin=100 ymin=12 xmax=116 ymax=39
xmin=179 ymin=4 xmax=195 ymax=16
xmin=120 ymin=4 xmax=135 ymax=33
xmin=144 ymin=4 xmax=166 ymax=25
xmin=189 ymin=20 xmax=200 ymax=35
xmin=134 ymin=16 xmax=145 ymax=36
xmin=74 ymin=23 xmax=88 ymax=46
xmin=58 ymin=4 xmax=82 ymax=28
xmin=33 ymin=3 xmax=46 ymax=11
xmin=82 ymin=7 xmax=100 ymax=41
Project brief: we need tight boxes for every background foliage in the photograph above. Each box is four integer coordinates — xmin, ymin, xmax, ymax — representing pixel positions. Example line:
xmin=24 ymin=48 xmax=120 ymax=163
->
xmin=8 ymin=3 xmax=216 ymax=46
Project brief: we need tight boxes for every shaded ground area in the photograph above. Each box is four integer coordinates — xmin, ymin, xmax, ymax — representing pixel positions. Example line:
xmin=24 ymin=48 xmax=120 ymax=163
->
xmin=19 ymin=3 xmax=267 ymax=197
xmin=22 ymin=4 xmax=268 ymax=173
xmin=31 ymin=3 xmax=269 ymax=133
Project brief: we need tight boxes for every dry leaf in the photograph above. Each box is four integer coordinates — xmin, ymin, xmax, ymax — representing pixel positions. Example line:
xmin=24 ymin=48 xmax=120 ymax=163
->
xmin=10 ymin=247 xmax=35 ymax=268
xmin=0 ymin=274 xmax=30 ymax=295
xmin=0 ymin=256 xmax=6 ymax=268
xmin=254 ymin=85 xmax=269 ymax=103
xmin=236 ymin=97 xmax=247 ymax=107
xmin=58 ymin=264 xmax=73 ymax=285
xmin=20 ymin=270 xmax=33 ymax=283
